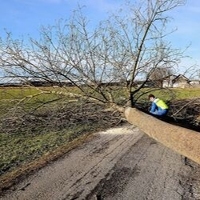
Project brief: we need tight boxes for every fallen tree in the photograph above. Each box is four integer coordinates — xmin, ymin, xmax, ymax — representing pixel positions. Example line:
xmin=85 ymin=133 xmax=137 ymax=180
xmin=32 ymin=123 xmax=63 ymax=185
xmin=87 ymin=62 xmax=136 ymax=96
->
xmin=0 ymin=0 xmax=199 ymax=167
xmin=1 ymin=0 xmax=200 ymax=193
xmin=124 ymin=107 xmax=200 ymax=165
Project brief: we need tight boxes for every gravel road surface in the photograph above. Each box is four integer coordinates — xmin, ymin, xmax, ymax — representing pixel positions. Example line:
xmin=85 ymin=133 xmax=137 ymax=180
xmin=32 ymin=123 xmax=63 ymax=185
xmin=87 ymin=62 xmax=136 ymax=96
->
xmin=1 ymin=124 xmax=199 ymax=200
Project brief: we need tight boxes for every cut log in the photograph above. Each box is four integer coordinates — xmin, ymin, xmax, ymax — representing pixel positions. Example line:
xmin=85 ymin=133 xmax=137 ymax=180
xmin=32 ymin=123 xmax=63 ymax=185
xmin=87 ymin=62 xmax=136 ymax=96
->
xmin=124 ymin=107 xmax=200 ymax=164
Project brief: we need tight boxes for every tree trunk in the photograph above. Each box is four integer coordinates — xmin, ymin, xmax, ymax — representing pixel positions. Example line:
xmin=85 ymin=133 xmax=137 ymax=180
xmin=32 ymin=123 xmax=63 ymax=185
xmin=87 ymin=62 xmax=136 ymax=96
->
xmin=124 ymin=107 xmax=200 ymax=165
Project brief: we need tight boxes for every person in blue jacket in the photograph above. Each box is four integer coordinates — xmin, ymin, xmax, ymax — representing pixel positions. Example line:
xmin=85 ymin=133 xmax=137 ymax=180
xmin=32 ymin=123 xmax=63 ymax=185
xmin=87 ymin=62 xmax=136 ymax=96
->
xmin=148 ymin=94 xmax=168 ymax=116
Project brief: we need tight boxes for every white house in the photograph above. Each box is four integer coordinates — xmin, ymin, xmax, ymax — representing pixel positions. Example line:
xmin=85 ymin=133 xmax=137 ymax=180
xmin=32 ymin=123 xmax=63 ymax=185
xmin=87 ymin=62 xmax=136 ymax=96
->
xmin=162 ymin=74 xmax=190 ymax=88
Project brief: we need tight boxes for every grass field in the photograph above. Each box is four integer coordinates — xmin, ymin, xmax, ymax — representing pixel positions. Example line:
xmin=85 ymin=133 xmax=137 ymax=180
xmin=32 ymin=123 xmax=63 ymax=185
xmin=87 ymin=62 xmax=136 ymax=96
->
xmin=154 ymin=88 xmax=200 ymax=100
xmin=0 ymin=86 xmax=200 ymax=191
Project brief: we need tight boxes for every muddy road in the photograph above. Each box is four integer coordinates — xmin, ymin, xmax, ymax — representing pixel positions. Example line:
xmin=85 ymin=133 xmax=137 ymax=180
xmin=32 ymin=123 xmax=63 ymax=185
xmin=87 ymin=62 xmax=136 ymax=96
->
xmin=1 ymin=124 xmax=200 ymax=200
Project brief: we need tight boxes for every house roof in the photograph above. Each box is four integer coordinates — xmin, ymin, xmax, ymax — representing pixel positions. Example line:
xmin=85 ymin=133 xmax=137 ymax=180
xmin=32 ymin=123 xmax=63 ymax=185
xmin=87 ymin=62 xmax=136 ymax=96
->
xmin=163 ymin=74 xmax=190 ymax=82
xmin=172 ymin=74 xmax=190 ymax=82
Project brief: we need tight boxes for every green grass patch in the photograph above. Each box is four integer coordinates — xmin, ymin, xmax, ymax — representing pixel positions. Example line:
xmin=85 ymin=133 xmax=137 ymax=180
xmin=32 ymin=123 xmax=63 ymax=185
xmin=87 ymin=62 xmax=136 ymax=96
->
xmin=170 ymin=88 xmax=200 ymax=99
xmin=0 ymin=122 xmax=105 ymax=176
xmin=134 ymin=88 xmax=200 ymax=103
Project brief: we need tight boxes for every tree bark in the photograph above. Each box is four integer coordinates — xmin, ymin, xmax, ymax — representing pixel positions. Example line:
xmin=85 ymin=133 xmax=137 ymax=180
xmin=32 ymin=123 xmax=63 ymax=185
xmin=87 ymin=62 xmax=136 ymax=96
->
xmin=124 ymin=107 xmax=200 ymax=165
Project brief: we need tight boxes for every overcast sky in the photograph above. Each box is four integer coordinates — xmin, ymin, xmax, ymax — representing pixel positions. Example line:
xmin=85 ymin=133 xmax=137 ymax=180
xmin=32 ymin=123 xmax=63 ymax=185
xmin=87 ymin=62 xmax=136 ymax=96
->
xmin=1 ymin=0 xmax=200 ymax=77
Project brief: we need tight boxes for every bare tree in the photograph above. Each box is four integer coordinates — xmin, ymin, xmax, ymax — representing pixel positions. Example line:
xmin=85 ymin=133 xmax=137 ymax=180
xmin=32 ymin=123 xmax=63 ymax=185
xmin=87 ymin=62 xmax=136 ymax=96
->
xmin=0 ymin=0 xmax=186 ymax=112
xmin=148 ymin=66 xmax=173 ymax=87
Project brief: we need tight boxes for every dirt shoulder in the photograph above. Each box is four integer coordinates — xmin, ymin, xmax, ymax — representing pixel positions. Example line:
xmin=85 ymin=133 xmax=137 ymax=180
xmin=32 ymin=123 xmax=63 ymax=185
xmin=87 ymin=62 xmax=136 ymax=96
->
xmin=1 ymin=124 xmax=200 ymax=200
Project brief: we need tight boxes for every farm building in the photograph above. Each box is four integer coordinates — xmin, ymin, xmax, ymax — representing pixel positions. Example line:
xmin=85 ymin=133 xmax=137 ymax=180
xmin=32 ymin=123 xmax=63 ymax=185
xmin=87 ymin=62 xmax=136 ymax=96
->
xmin=162 ymin=74 xmax=191 ymax=88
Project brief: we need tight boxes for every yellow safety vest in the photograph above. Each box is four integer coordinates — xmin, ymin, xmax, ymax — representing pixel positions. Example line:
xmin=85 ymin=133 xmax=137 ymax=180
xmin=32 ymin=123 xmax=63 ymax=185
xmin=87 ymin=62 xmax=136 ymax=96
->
xmin=154 ymin=98 xmax=168 ymax=109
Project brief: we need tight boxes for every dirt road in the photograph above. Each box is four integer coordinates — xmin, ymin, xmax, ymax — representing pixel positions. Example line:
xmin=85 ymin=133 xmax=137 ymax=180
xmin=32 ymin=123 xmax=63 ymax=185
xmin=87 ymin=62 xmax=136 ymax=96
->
xmin=1 ymin=124 xmax=199 ymax=200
